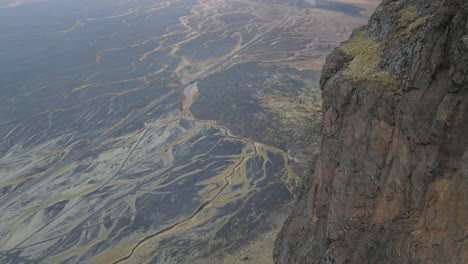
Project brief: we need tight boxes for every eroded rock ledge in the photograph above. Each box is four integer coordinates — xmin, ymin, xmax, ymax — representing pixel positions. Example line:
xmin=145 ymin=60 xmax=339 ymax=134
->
xmin=274 ymin=0 xmax=467 ymax=263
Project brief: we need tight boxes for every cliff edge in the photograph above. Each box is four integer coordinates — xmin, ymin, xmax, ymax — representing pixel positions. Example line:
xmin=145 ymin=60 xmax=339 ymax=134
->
xmin=274 ymin=0 xmax=467 ymax=263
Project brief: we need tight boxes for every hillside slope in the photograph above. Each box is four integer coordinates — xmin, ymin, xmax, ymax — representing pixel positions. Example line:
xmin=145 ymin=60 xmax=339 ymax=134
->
xmin=274 ymin=0 xmax=467 ymax=263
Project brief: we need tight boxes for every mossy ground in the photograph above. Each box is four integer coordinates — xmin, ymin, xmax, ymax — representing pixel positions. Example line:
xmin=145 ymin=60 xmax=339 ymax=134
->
xmin=191 ymin=63 xmax=322 ymax=181
xmin=254 ymin=72 xmax=321 ymax=159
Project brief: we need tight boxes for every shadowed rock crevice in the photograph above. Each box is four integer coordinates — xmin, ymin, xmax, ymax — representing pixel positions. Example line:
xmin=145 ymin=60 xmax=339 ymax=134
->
xmin=275 ymin=0 xmax=467 ymax=263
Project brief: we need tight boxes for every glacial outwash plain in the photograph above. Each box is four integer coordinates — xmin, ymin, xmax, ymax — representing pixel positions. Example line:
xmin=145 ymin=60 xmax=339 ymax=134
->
xmin=0 ymin=0 xmax=379 ymax=263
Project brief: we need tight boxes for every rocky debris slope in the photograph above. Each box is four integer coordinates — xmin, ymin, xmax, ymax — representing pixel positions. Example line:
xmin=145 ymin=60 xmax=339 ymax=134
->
xmin=274 ymin=0 xmax=468 ymax=263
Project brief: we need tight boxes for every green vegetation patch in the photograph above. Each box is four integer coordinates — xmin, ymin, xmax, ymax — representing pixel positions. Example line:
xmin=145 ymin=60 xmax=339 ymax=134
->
xmin=254 ymin=72 xmax=321 ymax=151
xmin=339 ymin=31 xmax=397 ymax=89
xmin=404 ymin=15 xmax=431 ymax=36
xmin=397 ymin=5 xmax=432 ymax=37
xmin=398 ymin=6 xmax=418 ymax=27
xmin=191 ymin=63 xmax=322 ymax=179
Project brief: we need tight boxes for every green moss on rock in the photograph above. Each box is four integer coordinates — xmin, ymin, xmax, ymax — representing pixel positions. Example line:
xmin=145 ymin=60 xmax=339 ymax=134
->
xmin=397 ymin=6 xmax=432 ymax=37
xmin=339 ymin=31 xmax=397 ymax=89
xmin=404 ymin=15 xmax=431 ymax=36
xmin=398 ymin=6 xmax=418 ymax=27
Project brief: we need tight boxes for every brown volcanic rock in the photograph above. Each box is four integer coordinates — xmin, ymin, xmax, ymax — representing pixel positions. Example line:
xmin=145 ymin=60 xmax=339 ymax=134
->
xmin=275 ymin=0 xmax=468 ymax=263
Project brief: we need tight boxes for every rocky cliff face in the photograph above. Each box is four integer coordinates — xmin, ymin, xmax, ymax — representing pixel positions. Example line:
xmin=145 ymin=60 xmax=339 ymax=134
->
xmin=274 ymin=0 xmax=468 ymax=263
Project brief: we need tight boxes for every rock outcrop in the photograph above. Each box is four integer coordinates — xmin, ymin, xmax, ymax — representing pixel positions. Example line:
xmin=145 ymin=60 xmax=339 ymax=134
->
xmin=275 ymin=0 xmax=467 ymax=263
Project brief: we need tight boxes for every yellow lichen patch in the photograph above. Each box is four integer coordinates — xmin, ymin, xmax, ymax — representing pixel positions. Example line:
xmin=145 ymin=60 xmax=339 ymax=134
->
xmin=339 ymin=31 xmax=397 ymax=89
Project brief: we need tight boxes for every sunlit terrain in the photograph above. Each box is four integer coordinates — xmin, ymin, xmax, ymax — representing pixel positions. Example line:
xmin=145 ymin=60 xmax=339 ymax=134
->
xmin=0 ymin=0 xmax=379 ymax=263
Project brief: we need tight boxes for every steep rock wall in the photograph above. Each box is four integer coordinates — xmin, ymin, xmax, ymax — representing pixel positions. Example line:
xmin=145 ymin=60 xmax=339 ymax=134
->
xmin=275 ymin=0 xmax=467 ymax=263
